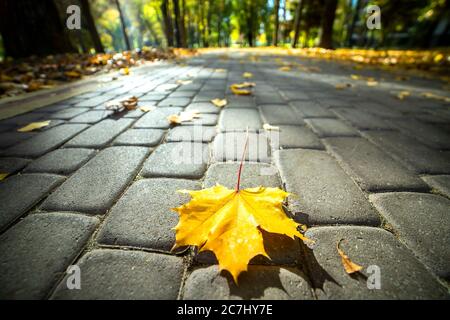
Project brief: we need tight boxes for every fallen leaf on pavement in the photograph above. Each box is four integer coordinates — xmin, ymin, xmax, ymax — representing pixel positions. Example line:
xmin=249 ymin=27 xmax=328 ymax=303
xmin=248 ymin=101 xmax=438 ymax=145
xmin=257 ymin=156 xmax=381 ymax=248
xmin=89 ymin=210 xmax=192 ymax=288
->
xmin=176 ymin=79 xmax=193 ymax=85
xmin=64 ymin=71 xmax=82 ymax=79
xmin=263 ymin=123 xmax=280 ymax=131
xmin=335 ymin=83 xmax=353 ymax=90
xmin=211 ymin=98 xmax=227 ymax=108
xmin=17 ymin=120 xmax=51 ymax=132
xmin=215 ymin=68 xmax=226 ymax=72
xmin=167 ymin=110 xmax=200 ymax=124
xmin=0 ymin=173 xmax=9 ymax=181
xmin=279 ymin=66 xmax=291 ymax=71
xmin=366 ymin=80 xmax=379 ymax=87
xmin=421 ymin=92 xmax=450 ymax=102
xmin=106 ymin=96 xmax=138 ymax=112
xmin=140 ymin=106 xmax=156 ymax=112
xmin=395 ymin=91 xmax=411 ymax=100
xmin=230 ymin=82 xmax=255 ymax=96
xmin=119 ymin=67 xmax=130 ymax=75
xmin=337 ymin=239 xmax=363 ymax=274
xmin=243 ymin=72 xmax=253 ymax=78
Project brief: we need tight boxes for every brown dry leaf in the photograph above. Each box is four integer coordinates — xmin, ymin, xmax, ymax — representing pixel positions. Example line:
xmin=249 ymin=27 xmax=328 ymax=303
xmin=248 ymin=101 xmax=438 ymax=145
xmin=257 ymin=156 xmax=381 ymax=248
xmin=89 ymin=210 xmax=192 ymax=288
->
xmin=106 ymin=96 xmax=138 ymax=112
xmin=243 ymin=72 xmax=253 ymax=78
xmin=395 ymin=91 xmax=411 ymax=100
xmin=367 ymin=80 xmax=379 ymax=87
xmin=140 ymin=106 xmax=156 ymax=112
xmin=263 ymin=123 xmax=280 ymax=131
xmin=421 ymin=92 xmax=450 ymax=102
xmin=64 ymin=71 xmax=82 ymax=79
xmin=122 ymin=96 xmax=138 ymax=110
xmin=335 ymin=83 xmax=353 ymax=90
xmin=337 ymin=239 xmax=363 ymax=274
xmin=0 ymin=173 xmax=9 ymax=181
xmin=167 ymin=110 xmax=201 ymax=124
xmin=17 ymin=120 xmax=51 ymax=132
xmin=211 ymin=98 xmax=227 ymax=108
xmin=279 ymin=66 xmax=292 ymax=72
xmin=176 ymin=79 xmax=193 ymax=85
xmin=119 ymin=67 xmax=130 ymax=75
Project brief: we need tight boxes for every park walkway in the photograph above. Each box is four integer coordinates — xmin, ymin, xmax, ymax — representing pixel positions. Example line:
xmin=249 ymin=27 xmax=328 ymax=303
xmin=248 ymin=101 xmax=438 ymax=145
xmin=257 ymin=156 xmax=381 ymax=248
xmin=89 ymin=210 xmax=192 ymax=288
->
xmin=0 ymin=49 xmax=449 ymax=299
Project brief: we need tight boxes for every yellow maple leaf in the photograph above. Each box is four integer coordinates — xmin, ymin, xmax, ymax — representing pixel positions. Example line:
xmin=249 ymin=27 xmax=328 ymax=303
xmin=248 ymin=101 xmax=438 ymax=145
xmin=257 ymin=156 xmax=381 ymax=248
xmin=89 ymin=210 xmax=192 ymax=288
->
xmin=211 ymin=98 xmax=227 ymax=108
xmin=337 ymin=239 xmax=363 ymax=274
xmin=167 ymin=110 xmax=200 ymax=124
xmin=17 ymin=120 xmax=51 ymax=132
xmin=243 ymin=72 xmax=253 ymax=78
xmin=173 ymin=185 xmax=308 ymax=283
xmin=140 ymin=106 xmax=155 ymax=112
xmin=119 ymin=67 xmax=130 ymax=75
xmin=230 ymin=82 xmax=255 ymax=96
xmin=279 ymin=66 xmax=291 ymax=72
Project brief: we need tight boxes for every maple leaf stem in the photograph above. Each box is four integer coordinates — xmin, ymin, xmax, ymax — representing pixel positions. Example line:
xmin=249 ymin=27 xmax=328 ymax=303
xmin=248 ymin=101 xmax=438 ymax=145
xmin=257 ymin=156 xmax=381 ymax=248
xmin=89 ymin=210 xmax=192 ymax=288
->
xmin=236 ymin=128 xmax=250 ymax=192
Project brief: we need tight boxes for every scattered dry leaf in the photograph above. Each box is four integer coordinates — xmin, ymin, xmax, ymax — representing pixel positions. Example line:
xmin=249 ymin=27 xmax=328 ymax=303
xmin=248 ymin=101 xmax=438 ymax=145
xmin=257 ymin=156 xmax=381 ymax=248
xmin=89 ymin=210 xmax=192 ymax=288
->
xmin=263 ymin=123 xmax=280 ymax=131
xmin=395 ymin=91 xmax=411 ymax=100
xmin=140 ymin=106 xmax=156 ymax=112
xmin=421 ymin=92 xmax=450 ymax=102
xmin=215 ymin=68 xmax=226 ymax=72
xmin=230 ymin=82 xmax=255 ymax=96
xmin=0 ymin=173 xmax=9 ymax=181
xmin=243 ymin=72 xmax=253 ymax=78
xmin=337 ymin=239 xmax=363 ymax=274
xmin=119 ymin=67 xmax=130 ymax=75
xmin=176 ymin=79 xmax=193 ymax=85
xmin=64 ymin=71 xmax=82 ymax=79
xmin=367 ymin=80 xmax=379 ymax=87
xmin=106 ymin=96 xmax=138 ymax=112
xmin=335 ymin=83 xmax=353 ymax=90
xmin=279 ymin=66 xmax=292 ymax=71
xmin=211 ymin=98 xmax=227 ymax=108
xmin=167 ymin=110 xmax=200 ymax=124
xmin=17 ymin=120 xmax=51 ymax=132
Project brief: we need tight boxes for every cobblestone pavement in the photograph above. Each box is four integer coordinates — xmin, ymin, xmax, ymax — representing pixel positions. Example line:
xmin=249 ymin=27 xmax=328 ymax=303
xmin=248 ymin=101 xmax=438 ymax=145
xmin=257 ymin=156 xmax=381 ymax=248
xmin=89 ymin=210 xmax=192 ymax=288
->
xmin=0 ymin=50 xmax=449 ymax=300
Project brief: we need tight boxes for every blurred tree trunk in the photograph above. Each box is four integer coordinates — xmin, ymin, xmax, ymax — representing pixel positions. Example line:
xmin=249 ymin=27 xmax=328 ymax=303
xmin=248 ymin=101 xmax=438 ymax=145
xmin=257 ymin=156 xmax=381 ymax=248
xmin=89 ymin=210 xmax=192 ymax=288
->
xmin=161 ymin=0 xmax=174 ymax=47
xmin=173 ymin=0 xmax=182 ymax=47
xmin=114 ymin=0 xmax=131 ymax=51
xmin=273 ymin=0 xmax=280 ymax=46
xmin=79 ymin=0 xmax=104 ymax=53
xmin=346 ymin=0 xmax=361 ymax=47
xmin=206 ymin=0 xmax=212 ymax=47
xmin=319 ymin=0 xmax=338 ymax=49
xmin=0 ymin=0 xmax=76 ymax=58
xmin=292 ymin=0 xmax=304 ymax=48
xmin=181 ymin=0 xmax=188 ymax=47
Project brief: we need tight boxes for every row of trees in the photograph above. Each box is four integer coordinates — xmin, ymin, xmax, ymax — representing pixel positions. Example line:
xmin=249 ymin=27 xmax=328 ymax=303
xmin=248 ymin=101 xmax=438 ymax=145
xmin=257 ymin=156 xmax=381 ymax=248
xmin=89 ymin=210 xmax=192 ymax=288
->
xmin=0 ymin=0 xmax=449 ymax=58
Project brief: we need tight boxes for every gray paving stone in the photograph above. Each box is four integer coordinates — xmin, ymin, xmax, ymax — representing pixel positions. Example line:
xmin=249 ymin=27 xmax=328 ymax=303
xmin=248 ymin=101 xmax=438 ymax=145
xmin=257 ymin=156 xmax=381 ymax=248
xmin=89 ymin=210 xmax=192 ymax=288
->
xmin=0 ymin=157 xmax=31 ymax=174
xmin=259 ymin=105 xmax=304 ymax=125
xmin=2 ymin=124 xmax=88 ymax=158
xmin=97 ymin=178 xmax=200 ymax=251
xmin=48 ymin=108 xmax=89 ymax=120
xmin=194 ymin=91 xmax=224 ymax=102
xmin=65 ymin=119 xmax=133 ymax=149
xmin=213 ymin=132 xmax=270 ymax=162
xmin=266 ymin=125 xmax=324 ymax=150
xmin=185 ymin=102 xmax=220 ymax=114
xmin=2 ymin=112 xmax=47 ymax=125
xmin=41 ymin=147 xmax=148 ymax=214
xmin=0 ymin=212 xmax=98 ymax=299
xmin=305 ymin=119 xmax=359 ymax=137
xmin=279 ymin=90 xmax=309 ymax=101
xmin=141 ymin=142 xmax=209 ymax=179
xmin=112 ymin=128 xmax=165 ymax=147
xmin=332 ymin=108 xmax=392 ymax=130
xmin=226 ymin=96 xmax=256 ymax=108
xmin=168 ymin=90 xmax=196 ymax=98
xmin=140 ymin=92 xmax=167 ymax=101
xmin=69 ymin=110 xmax=113 ymax=124
xmin=23 ymin=148 xmax=95 ymax=175
xmin=166 ymin=125 xmax=217 ymax=142
xmin=74 ymin=94 xmax=114 ymax=107
xmin=204 ymin=162 xmax=280 ymax=189
xmin=183 ymin=265 xmax=313 ymax=300
xmin=422 ymin=175 xmax=450 ymax=198
xmin=370 ymin=193 xmax=450 ymax=279
xmin=158 ymin=97 xmax=191 ymax=107
xmin=219 ymin=108 xmax=262 ymax=131
xmin=51 ymin=249 xmax=184 ymax=299
xmin=0 ymin=174 xmax=64 ymax=231
xmin=363 ymin=131 xmax=450 ymax=174
xmin=275 ymin=149 xmax=379 ymax=225
xmin=181 ymin=113 xmax=218 ymax=126
xmin=133 ymin=107 xmax=182 ymax=129
xmin=324 ymin=137 xmax=428 ymax=192
xmin=304 ymin=226 xmax=448 ymax=299
xmin=0 ymin=132 xmax=35 ymax=149
xmin=255 ymin=93 xmax=285 ymax=105
xmin=290 ymin=101 xmax=335 ymax=118
xmin=389 ymin=118 xmax=450 ymax=150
